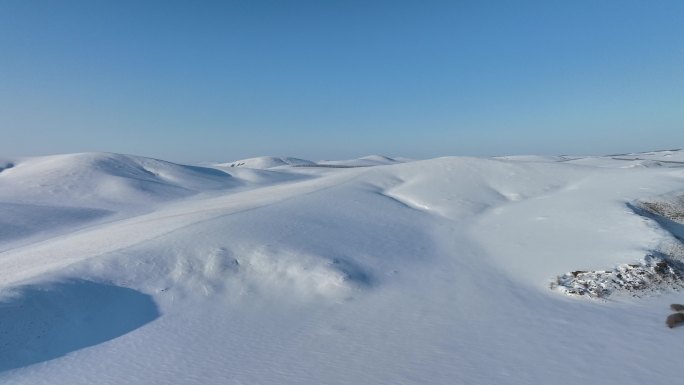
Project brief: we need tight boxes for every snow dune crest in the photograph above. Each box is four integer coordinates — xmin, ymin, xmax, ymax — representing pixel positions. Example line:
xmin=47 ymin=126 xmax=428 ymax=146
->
xmin=380 ymin=156 xmax=586 ymax=218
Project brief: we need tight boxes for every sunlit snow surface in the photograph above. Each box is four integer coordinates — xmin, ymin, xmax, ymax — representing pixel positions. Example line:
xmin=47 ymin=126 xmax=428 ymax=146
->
xmin=1 ymin=150 xmax=684 ymax=384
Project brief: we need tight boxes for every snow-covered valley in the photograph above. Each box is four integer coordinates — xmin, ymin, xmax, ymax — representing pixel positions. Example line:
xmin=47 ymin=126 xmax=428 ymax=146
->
xmin=1 ymin=150 xmax=684 ymax=384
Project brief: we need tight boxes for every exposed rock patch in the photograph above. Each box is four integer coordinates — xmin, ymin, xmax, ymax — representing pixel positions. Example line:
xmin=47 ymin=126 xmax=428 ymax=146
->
xmin=639 ymin=198 xmax=684 ymax=222
xmin=551 ymin=254 xmax=684 ymax=298
xmin=667 ymin=313 xmax=684 ymax=328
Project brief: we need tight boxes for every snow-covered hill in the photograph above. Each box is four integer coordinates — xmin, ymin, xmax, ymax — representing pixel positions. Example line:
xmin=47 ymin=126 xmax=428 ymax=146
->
xmin=217 ymin=156 xmax=316 ymax=169
xmin=0 ymin=152 xmax=237 ymax=251
xmin=317 ymin=154 xmax=403 ymax=167
xmin=218 ymin=154 xmax=405 ymax=169
xmin=0 ymin=152 xmax=235 ymax=208
xmin=1 ymin=150 xmax=684 ymax=385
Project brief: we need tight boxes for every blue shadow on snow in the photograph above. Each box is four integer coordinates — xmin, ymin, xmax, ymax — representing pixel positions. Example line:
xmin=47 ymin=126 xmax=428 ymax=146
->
xmin=0 ymin=279 xmax=159 ymax=373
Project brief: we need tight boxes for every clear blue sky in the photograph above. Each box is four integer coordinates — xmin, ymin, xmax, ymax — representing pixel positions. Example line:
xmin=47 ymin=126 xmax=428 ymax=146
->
xmin=1 ymin=1 xmax=682 ymax=163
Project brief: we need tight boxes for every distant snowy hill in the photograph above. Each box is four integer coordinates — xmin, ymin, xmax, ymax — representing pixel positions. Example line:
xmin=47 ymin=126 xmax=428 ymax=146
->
xmin=0 ymin=152 xmax=234 ymax=209
xmin=317 ymin=154 xmax=403 ymax=167
xmin=1 ymin=150 xmax=684 ymax=385
xmin=217 ymin=155 xmax=405 ymax=169
xmin=217 ymin=156 xmax=316 ymax=169
xmin=0 ymin=152 xmax=235 ymax=251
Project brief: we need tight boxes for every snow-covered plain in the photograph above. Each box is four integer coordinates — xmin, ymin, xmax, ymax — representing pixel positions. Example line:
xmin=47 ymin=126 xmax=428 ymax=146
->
xmin=1 ymin=150 xmax=684 ymax=384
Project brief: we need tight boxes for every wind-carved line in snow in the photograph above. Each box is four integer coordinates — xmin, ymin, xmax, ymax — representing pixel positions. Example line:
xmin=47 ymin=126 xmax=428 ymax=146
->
xmin=383 ymin=184 xmax=539 ymax=220
xmin=610 ymin=157 xmax=684 ymax=168
xmin=365 ymin=177 xmax=435 ymax=213
xmin=379 ymin=191 xmax=431 ymax=212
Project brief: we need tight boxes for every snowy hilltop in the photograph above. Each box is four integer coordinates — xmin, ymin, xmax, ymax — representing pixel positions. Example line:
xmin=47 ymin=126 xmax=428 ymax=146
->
xmin=1 ymin=150 xmax=684 ymax=385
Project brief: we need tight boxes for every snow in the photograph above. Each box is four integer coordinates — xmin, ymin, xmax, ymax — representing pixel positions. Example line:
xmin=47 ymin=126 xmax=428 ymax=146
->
xmin=216 ymin=156 xmax=316 ymax=169
xmin=1 ymin=150 xmax=684 ymax=384
xmin=0 ymin=152 xmax=235 ymax=210
xmin=217 ymin=154 xmax=403 ymax=169
xmin=317 ymin=154 xmax=402 ymax=167
xmin=0 ymin=280 xmax=159 ymax=373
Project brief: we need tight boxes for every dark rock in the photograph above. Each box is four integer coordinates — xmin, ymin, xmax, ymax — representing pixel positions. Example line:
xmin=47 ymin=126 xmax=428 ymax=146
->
xmin=666 ymin=313 xmax=684 ymax=328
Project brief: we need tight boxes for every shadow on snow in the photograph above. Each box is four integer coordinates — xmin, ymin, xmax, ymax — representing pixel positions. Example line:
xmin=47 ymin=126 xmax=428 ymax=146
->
xmin=0 ymin=279 xmax=159 ymax=373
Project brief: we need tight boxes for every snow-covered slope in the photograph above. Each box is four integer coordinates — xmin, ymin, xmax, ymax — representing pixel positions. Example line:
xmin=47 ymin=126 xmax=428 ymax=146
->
xmin=0 ymin=152 xmax=237 ymax=251
xmin=0 ymin=152 xmax=235 ymax=209
xmin=1 ymin=151 xmax=684 ymax=385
